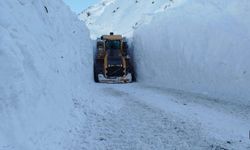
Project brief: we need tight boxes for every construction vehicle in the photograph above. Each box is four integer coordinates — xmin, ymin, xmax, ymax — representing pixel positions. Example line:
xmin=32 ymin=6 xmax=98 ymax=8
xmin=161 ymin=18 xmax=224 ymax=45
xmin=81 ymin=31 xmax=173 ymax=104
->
xmin=93 ymin=32 xmax=135 ymax=83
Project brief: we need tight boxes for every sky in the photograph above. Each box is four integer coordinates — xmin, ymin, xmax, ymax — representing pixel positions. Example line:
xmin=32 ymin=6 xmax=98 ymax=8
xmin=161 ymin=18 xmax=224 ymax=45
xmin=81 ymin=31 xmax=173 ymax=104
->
xmin=63 ymin=0 xmax=100 ymax=13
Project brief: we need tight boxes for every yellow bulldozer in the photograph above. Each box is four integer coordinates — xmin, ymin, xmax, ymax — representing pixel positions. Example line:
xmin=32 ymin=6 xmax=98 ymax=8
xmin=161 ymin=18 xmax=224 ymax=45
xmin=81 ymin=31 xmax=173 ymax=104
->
xmin=94 ymin=32 xmax=135 ymax=83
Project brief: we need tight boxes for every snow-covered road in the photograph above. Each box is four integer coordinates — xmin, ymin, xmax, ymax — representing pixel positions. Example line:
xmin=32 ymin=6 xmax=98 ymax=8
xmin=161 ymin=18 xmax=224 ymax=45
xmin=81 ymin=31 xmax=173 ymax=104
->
xmin=2 ymin=0 xmax=250 ymax=149
xmin=77 ymin=84 xmax=250 ymax=150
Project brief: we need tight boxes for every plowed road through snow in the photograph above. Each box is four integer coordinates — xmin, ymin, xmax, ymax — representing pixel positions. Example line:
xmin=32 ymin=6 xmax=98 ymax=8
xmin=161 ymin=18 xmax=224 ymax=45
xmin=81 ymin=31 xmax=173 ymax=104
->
xmin=79 ymin=84 xmax=250 ymax=150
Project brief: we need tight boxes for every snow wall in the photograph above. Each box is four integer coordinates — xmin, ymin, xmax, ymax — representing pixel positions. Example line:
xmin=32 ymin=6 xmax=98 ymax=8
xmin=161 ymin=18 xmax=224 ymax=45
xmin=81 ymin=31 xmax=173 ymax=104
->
xmin=0 ymin=0 xmax=92 ymax=149
xmin=134 ymin=0 xmax=250 ymax=105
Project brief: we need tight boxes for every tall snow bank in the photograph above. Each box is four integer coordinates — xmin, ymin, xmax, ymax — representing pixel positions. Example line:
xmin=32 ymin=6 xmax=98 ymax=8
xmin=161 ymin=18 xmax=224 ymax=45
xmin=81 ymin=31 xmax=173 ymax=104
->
xmin=134 ymin=0 xmax=250 ymax=105
xmin=0 ymin=0 xmax=92 ymax=149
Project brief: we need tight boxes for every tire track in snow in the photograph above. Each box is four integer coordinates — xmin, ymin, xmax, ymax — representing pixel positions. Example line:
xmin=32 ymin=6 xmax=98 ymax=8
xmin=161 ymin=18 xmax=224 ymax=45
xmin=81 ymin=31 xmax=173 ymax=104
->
xmin=81 ymin=87 xmax=219 ymax=150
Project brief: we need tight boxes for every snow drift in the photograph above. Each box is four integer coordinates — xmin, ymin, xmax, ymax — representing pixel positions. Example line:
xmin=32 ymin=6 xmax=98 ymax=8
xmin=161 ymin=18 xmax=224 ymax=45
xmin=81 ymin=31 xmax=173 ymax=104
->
xmin=0 ymin=0 xmax=92 ymax=149
xmin=134 ymin=0 xmax=250 ymax=105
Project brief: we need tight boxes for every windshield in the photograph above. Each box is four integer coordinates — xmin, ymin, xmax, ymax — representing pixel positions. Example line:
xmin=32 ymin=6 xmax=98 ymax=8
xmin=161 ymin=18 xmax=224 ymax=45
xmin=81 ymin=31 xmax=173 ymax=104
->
xmin=105 ymin=40 xmax=121 ymax=49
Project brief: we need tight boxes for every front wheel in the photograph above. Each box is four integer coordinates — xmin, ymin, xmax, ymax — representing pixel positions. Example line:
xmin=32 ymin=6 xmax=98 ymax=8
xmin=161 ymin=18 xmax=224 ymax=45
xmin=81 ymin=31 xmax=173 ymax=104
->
xmin=128 ymin=68 xmax=136 ymax=82
xmin=93 ymin=64 xmax=99 ymax=83
xmin=131 ymin=72 xmax=136 ymax=82
xmin=128 ymin=65 xmax=136 ymax=82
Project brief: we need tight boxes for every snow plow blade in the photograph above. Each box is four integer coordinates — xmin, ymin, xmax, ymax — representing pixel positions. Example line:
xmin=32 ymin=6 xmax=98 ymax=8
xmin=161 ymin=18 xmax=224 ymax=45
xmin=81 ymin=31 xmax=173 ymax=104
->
xmin=98 ymin=73 xmax=132 ymax=83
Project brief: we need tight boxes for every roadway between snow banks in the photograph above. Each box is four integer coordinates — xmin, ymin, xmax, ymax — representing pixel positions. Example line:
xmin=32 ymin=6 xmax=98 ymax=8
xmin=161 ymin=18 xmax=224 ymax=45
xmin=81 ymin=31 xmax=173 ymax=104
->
xmin=79 ymin=83 xmax=250 ymax=150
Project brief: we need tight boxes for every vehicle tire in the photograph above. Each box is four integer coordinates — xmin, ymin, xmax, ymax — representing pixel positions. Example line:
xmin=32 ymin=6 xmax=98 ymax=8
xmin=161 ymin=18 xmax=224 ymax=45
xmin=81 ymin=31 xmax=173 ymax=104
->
xmin=129 ymin=66 xmax=136 ymax=82
xmin=94 ymin=64 xmax=99 ymax=83
xmin=132 ymin=72 xmax=136 ymax=82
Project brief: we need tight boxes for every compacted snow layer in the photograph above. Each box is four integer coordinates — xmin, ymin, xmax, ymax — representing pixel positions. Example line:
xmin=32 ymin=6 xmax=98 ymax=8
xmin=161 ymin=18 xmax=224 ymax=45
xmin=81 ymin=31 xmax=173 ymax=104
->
xmin=77 ymin=84 xmax=250 ymax=150
xmin=0 ymin=0 xmax=92 ymax=149
xmin=134 ymin=0 xmax=250 ymax=105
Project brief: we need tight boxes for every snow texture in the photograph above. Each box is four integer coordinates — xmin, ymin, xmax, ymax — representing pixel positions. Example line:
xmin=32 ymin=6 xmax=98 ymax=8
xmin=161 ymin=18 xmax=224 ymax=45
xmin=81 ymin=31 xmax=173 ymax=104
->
xmin=0 ymin=0 xmax=92 ymax=149
xmin=133 ymin=0 xmax=250 ymax=105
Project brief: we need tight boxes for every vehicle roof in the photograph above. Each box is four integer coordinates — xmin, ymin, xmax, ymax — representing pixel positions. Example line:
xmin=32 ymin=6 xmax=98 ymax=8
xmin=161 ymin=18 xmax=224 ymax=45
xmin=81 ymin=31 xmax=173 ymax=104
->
xmin=102 ymin=35 xmax=123 ymax=40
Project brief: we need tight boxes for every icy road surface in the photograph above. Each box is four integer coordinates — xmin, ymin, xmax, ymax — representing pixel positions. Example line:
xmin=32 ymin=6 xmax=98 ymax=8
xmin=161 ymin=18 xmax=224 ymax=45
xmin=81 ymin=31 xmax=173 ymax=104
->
xmin=77 ymin=83 xmax=250 ymax=150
